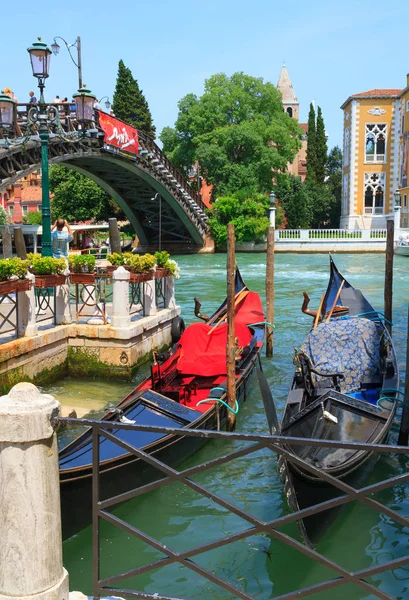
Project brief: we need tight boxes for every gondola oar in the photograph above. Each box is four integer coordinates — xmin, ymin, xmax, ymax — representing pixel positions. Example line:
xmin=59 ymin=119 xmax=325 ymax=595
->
xmin=256 ymin=363 xmax=280 ymax=435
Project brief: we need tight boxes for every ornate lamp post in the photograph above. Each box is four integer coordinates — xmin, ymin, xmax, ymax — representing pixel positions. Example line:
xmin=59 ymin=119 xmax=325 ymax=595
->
xmin=269 ymin=191 xmax=276 ymax=229
xmin=27 ymin=38 xmax=53 ymax=256
xmin=51 ymin=36 xmax=82 ymax=89
xmin=73 ymin=86 xmax=97 ymax=123
xmin=0 ymin=93 xmax=16 ymax=133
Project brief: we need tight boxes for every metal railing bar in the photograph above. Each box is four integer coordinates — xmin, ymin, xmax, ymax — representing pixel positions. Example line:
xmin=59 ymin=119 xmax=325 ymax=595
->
xmin=92 ymin=425 xmax=101 ymax=600
xmin=100 ymin=589 xmax=193 ymax=600
xmin=57 ymin=417 xmax=409 ymax=454
xmin=100 ymin=442 xmax=266 ymax=510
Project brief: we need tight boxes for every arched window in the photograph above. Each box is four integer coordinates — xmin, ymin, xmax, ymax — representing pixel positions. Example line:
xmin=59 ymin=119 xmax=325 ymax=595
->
xmin=286 ymin=107 xmax=293 ymax=118
xmin=365 ymin=123 xmax=387 ymax=162
xmin=364 ymin=172 xmax=385 ymax=214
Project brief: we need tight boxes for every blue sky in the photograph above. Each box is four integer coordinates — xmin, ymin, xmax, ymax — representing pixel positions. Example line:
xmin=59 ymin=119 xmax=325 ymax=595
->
xmin=3 ymin=0 xmax=409 ymax=149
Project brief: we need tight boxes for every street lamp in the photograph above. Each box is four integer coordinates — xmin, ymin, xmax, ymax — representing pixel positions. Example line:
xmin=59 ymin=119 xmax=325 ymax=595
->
xmin=27 ymin=37 xmax=53 ymax=256
xmin=51 ymin=36 xmax=82 ymax=89
xmin=394 ymin=190 xmax=401 ymax=207
xmin=269 ymin=191 xmax=276 ymax=229
xmin=98 ymin=96 xmax=111 ymax=112
xmin=0 ymin=92 xmax=16 ymax=132
xmin=73 ymin=85 xmax=97 ymax=123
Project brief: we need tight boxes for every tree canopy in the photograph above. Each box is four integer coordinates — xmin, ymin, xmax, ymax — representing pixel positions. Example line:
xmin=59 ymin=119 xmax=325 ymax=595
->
xmin=160 ymin=72 xmax=302 ymax=196
xmin=49 ymin=165 xmax=124 ymax=222
xmin=112 ymin=60 xmax=156 ymax=138
xmin=315 ymin=107 xmax=328 ymax=184
xmin=306 ymin=103 xmax=316 ymax=181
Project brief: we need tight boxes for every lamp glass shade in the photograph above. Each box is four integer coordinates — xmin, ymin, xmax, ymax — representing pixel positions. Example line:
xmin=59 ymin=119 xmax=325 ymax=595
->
xmin=105 ymin=99 xmax=111 ymax=111
xmin=0 ymin=94 xmax=15 ymax=127
xmin=394 ymin=190 xmax=401 ymax=207
xmin=73 ymin=86 xmax=97 ymax=122
xmin=269 ymin=192 xmax=276 ymax=205
xmin=51 ymin=41 xmax=60 ymax=56
xmin=27 ymin=39 xmax=51 ymax=78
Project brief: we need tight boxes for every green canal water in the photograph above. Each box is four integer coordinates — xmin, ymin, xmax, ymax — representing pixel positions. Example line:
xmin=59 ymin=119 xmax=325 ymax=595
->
xmin=43 ymin=253 xmax=409 ymax=599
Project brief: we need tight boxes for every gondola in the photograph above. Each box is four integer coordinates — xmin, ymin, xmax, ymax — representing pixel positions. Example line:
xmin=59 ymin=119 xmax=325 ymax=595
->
xmin=279 ymin=257 xmax=399 ymax=547
xmin=59 ymin=268 xmax=265 ymax=539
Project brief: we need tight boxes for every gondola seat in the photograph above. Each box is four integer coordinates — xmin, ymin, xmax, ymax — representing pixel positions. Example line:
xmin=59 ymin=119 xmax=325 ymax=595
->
xmin=302 ymin=318 xmax=381 ymax=394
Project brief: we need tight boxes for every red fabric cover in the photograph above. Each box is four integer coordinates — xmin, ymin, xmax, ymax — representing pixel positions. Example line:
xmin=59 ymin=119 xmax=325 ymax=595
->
xmin=176 ymin=291 xmax=264 ymax=377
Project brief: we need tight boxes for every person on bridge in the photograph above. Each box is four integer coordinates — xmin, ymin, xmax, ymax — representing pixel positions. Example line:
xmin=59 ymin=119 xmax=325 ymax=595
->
xmin=51 ymin=219 xmax=73 ymax=260
xmin=29 ymin=91 xmax=37 ymax=103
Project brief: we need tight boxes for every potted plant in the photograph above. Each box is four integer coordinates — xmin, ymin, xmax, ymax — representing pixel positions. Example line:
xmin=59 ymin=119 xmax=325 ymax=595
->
xmin=128 ymin=253 xmax=155 ymax=283
xmin=154 ymin=251 xmax=180 ymax=279
xmin=68 ymin=254 xmax=96 ymax=284
xmin=105 ymin=253 xmax=124 ymax=274
xmin=0 ymin=258 xmax=31 ymax=294
xmin=27 ymin=254 xmax=67 ymax=288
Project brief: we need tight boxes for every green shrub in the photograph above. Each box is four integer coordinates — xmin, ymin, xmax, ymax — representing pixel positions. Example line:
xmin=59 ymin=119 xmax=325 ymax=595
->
xmin=0 ymin=258 xmax=29 ymax=281
xmin=23 ymin=211 xmax=42 ymax=225
xmin=0 ymin=207 xmax=10 ymax=225
xmin=11 ymin=258 xmax=29 ymax=278
xmin=140 ymin=254 xmax=156 ymax=272
xmin=30 ymin=255 xmax=66 ymax=275
xmin=68 ymin=254 xmax=96 ymax=273
xmin=107 ymin=252 xmax=124 ymax=266
xmin=154 ymin=250 xmax=170 ymax=268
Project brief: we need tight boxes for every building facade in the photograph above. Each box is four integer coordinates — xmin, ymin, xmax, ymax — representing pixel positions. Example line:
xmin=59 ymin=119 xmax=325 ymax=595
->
xmin=341 ymin=78 xmax=409 ymax=229
xmin=276 ymin=65 xmax=308 ymax=181
xmin=2 ymin=171 xmax=45 ymax=223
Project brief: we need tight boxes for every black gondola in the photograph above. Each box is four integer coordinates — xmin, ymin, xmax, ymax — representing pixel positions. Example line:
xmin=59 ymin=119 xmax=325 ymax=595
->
xmin=59 ymin=269 xmax=265 ymax=539
xmin=279 ymin=257 xmax=399 ymax=547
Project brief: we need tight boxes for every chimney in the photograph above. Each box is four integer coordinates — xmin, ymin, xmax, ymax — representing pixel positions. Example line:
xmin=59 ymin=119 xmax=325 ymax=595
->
xmin=406 ymin=73 xmax=409 ymax=86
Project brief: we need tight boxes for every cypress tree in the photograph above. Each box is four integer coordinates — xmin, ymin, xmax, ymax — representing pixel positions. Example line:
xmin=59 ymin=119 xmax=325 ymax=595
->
xmin=306 ymin=103 xmax=316 ymax=181
xmin=315 ymin=106 xmax=328 ymax=184
xmin=112 ymin=60 xmax=156 ymax=138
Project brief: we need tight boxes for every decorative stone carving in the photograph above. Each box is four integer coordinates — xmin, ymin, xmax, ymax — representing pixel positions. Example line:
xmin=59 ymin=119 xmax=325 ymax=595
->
xmin=368 ymin=107 xmax=386 ymax=115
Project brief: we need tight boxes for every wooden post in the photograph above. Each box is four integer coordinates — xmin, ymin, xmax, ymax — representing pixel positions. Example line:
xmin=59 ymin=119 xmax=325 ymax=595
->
xmin=265 ymin=226 xmax=275 ymax=357
xmin=14 ymin=226 xmax=27 ymax=259
xmin=226 ymin=223 xmax=236 ymax=431
xmin=2 ymin=225 xmax=12 ymax=258
xmin=384 ymin=219 xmax=394 ymax=335
xmin=108 ymin=218 xmax=122 ymax=254
xmin=398 ymin=304 xmax=409 ymax=445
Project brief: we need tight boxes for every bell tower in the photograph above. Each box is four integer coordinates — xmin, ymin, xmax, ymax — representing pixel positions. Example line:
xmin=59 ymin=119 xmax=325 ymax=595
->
xmin=277 ymin=64 xmax=299 ymax=121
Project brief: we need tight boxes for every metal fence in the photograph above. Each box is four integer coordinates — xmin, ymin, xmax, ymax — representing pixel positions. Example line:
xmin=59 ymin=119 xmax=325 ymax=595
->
xmin=58 ymin=416 xmax=409 ymax=600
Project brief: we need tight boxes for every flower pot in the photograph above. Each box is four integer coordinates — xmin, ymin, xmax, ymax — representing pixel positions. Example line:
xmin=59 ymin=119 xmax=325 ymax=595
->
xmin=130 ymin=272 xmax=153 ymax=283
xmin=16 ymin=279 xmax=31 ymax=292
xmin=155 ymin=268 xmax=171 ymax=279
xmin=70 ymin=272 xmax=96 ymax=285
xmin=0 ymin=280 xmax=17 ymax=295
xmin=34 ymin=274 xmax=67 ymax=288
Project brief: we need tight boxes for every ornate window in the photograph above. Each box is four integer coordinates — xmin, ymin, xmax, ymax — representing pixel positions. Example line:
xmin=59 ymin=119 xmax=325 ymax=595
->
xmin=365 ymin=123 xmax=386 ymax=163
xmin=364 ymin=172 xmax=385 ymax=215
xmin=343 ymin=127 xmax=350 ymax=167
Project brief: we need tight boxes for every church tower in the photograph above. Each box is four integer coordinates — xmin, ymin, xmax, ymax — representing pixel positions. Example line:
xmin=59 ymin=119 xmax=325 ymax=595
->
xmin=277 ymin=64 xmax=299 ymax=121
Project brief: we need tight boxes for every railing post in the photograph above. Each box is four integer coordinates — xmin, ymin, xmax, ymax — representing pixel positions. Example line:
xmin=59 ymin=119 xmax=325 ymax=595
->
xmin=164 ymin=275 xmax=176 ymax=309
xmin=361 ymin=229 xmax=371 ymax=241
xmin=112 ymin=266 xmax=131 ymax=328
xmin=0 ymin=382 xmax=69 ymax=599
xmin=17 ymin=272 xmax=37 ymax=337
xmin=55 ymin=275 xmax=72 ymax=325
xmin=300 ymin=229 xmax=309 ymax=241
xmin=144 ymin=277 xmax=157 ymax=316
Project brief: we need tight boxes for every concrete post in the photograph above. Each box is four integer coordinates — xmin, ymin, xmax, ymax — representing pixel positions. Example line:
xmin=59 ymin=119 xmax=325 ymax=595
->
xmin=112 ymin=266 xmax=131 ymax=328
xmin=2 ymin=225 xmax=12 ymax=259
xmin=0 ymin=382 xmax=69 ymax=600
xmin=55 ymin=273 xmax=72 ymax=325
xmin=144 ymin=277 xmax=157 ymax=316
xmin=164 ymin=275 xmax=176 ymax=309
xmin=17 ymin=272 xmax=37 ymax=337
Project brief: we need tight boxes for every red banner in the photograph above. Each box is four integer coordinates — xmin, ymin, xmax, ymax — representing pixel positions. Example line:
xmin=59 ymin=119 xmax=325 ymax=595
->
xmin=98 ymin=110 xmax=139 ymax=155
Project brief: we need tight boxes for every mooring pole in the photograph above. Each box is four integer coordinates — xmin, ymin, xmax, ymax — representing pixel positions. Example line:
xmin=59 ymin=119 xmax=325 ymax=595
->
xmin=266 ymin=226 xmax=275 ymax=357
xmin=384 ymin=218 xmax=394 ymax=335
xmin=398 ymin=304 xmax=409 ymax=445
xmin=226 ymin=223 xmax=236 ymax=431
xmin=108 ymin=218 xmax=122 ymax=254
xmin=14 ymin=226 xmax=27 ymax=259
xmin=2 ymin=225 xmax=12 ymax=258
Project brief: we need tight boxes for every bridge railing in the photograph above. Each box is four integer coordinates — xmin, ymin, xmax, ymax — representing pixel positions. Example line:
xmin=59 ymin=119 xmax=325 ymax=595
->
xmin=277 ymin=228 xmax=388 ymax=241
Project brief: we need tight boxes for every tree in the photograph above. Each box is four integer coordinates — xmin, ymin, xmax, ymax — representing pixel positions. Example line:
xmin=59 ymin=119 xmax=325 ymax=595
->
xmin=112 ymin=60 xmax=156 ymax=138
xmin=315 ymin=106 xmax=328 ymax=184
xmin=306 ymin=181 xmax=338 ymax=228
xmin=306 ymin=103 xmax=316 ymax=181
xmin=208 ymin=190 xmax=284 ymax=248
xmin=273 ymin=175 xmax=312 ymax=229
xmin=160 ymin=72 xmax=301 ymax=195
xmin=326 ymin=146 xmax=343 ymax=226
xmin=49 ymin=165 xmax=125 ymax=222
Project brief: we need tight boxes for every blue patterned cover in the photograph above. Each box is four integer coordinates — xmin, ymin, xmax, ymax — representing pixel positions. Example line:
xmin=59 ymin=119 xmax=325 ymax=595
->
xmin=302 ymin=318 xmax=381 ymax=393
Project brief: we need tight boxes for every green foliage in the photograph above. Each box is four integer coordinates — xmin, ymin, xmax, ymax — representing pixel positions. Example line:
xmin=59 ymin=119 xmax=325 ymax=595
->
xmin=28 ymin=255 xmax=66 ymax=275
xmin=208 ymin=190 xmax=274 ymax=247
xmin=112 ymin=60 xmax=156 ymax=138
xmin=68 ymin=254 xmax=96 ymax=274
xmin=0 ymin=258 xmax=28 ymax=281
xmin=305 ymin=180 xmax=338 ymax=228
xmin=326 ymin=146 xmax=343 ymax=226
xmin=315 ymin=107 xmax=328 ymax=184
xmin=160 ymin=72 xmax=301 ymax=195
xmin=306 ymin=103 xmax=316 ymax=181
xmin=49 ymin=165 xmax=124 ymax=222
xmin=139 ymin=253 xmax=156 ymax=272
xmin=273 ymin=176 xmax=312 ymax=229
xmin=0 ymin=207 xmax=10 ymax=225
xmin=23 ymin=211 xmax=42 ymax=225
xmin=154 ymin=251 xmax=170 ymax=268
xmin=107 ymin=253 xmax=124 ymax=266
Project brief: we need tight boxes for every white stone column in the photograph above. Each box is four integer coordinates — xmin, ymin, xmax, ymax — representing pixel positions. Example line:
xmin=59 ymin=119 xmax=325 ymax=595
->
xmin=112 ymin=266 xmax=131 ymax=328
xmin=144 ymin=277 xmax=157 ymax=316
xmin=0 ymin=382 xmax=69 ymax=600
xmin=55 ymin=273 xmax=72 ymax=325
xmin=164 ymin=275 xmax=176 ymax=309
xmin=17 ymin=272 xmax=37 ymax=337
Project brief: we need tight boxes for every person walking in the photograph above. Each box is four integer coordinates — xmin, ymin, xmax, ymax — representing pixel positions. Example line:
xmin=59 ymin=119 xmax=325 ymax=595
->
xmin=51 ymin=219 xmax=73 ymax=260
